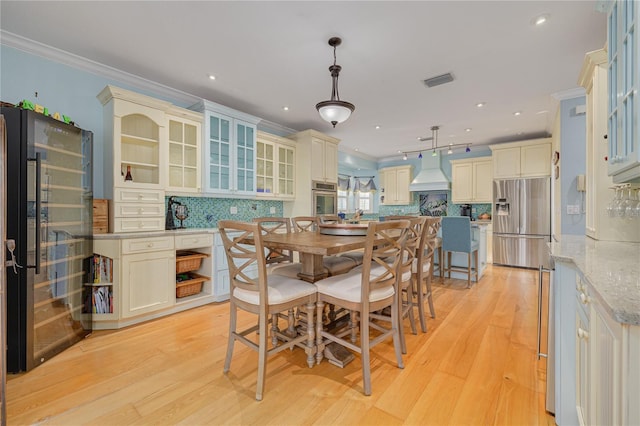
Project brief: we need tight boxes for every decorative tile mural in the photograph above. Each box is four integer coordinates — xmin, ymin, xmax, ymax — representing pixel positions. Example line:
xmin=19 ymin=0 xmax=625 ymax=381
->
xmin=378 ymin=191 xmax=491 ymax=219
xmin=165 ymin=196 xmax=283 ymax=228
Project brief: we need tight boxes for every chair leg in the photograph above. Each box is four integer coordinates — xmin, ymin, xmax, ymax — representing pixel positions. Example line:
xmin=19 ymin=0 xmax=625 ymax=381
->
xmin=305 ymin=302 xmax=315 ymax=368
xmin=398 ymin=294 xmax=407 ymax=354
xmin=350 ymin=310 xmax=358 ymax=344
xmin=474 ymin=250 xmax=479 ymax=283
xmin=224 ymin=301 xmax=237 ymax=373
xmin=437 ymin=247 xmax=443 ymax=278
xmin=256 ymin=311 xmax=268 ymax=401
xmin=406 ymin=285 xmax=417 ymax=335
xmin=415 ymin=276 xmax=427 ymax=333
xmin=391 ymin=293 xmax=405 ymax=371
xmin=426 ymin=274 xmax=436 ymax=319
xmin=316 ymin=301 xmax=325 ymax=365
xmin=467 ymin=253 xmax=472 ymax=288
xmin=361 ymin=310 xmax=372 ymax=396
xmin=447 ymin=252 xmax=452 ymax=278
xmin=271 ymin=314 xmax=279 ymax=347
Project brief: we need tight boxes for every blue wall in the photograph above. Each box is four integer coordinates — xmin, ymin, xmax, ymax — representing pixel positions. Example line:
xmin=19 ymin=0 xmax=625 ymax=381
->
xmin=1 ymin=44 xmax=283 ymax=218
xmin=560 ymin=97 xmax=586 ymax=235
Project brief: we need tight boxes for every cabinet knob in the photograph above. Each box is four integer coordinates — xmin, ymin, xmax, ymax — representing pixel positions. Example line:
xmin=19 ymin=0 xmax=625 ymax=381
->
xmin=147 ymin=243 xmax=154 ymax=247
xmin=603 ymin=134 xmax=608 ymax=139
xmin=138 ymin=194 xmax=143 ymax=199
xmin=577 ymin=328 xmax=589 ymax=340
xmin=580 ymin=293 xmax=590 ymax=305
xmin=138 ymin=208 xmax=144 ymax=213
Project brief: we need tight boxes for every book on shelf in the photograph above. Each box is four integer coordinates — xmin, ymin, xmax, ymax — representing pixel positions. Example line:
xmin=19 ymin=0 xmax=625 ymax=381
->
xmin=84 ymin=254 xmax=113 ymax=284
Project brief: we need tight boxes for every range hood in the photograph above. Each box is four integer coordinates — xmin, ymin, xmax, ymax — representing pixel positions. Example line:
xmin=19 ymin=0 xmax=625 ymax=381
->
xmin=409 ymin=154 xmax=450 ymax=192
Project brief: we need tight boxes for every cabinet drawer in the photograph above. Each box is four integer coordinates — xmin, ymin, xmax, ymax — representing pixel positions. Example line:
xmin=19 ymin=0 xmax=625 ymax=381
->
xmin=114 ymin=188 xmax=165 ymax=203
xmin=114 ymin=203 xmax=164 ymax=217
xmin=122 ymin=236 xmax=174 ymax=254
xmin=175 ymin=233 xmax=213 ymax=250
xmin=114 ymin=217 xmax=165 ymax=233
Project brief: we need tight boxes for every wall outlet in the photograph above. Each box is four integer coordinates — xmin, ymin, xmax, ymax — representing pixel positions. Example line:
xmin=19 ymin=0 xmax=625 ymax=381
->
xmin=566 ymin=205 xmax=580 ymax=215
xmin=230 ymin=206 xmax=238 ymax=214
xmin=270 ymin=207 xmax=276 ymax=214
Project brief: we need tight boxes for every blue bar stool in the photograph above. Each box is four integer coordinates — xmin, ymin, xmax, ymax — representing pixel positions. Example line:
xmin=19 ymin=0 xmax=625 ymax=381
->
xmin=441 ymin=217 xmax=479 ymax=288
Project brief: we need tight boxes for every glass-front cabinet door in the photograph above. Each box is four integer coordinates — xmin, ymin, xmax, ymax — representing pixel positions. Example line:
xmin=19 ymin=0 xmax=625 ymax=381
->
xmin=257 ymin=138 xmax=275 ymax=195
xmin=235 ymin=120 xmax=255 ymax=194
xmin=608 ymin=0 xmax=640 ymax=181
xmin=206 ymin=112 xmax=231 ymax=192
xmin=277 ymin=145 xmax=295 ymax=199
xmin=256 ymin=131 xmax=295 ymax=200
xmin=167 ymin=112 xmax=201 ymax=193
xmin=27 ymin=112 xmax=93 ymax=370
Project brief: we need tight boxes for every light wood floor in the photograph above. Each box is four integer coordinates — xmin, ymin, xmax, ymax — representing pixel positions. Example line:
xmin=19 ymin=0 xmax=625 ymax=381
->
xmin=7 ymin=265 xmax=556 ymax=425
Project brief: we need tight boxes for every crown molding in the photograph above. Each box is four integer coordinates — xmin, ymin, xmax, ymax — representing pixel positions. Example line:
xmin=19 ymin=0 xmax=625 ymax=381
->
xmin=551 ymin=87 xmax=586 ymax=101
xmin=256 ymin=118 xmax=299 ymax=137
xmin=1 ymin=30 xmax=200 ymax=105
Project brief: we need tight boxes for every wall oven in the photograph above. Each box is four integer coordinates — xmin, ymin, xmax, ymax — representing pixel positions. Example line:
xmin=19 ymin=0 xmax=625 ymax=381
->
xmin=312 ymin=181 xmax=337 ymax=216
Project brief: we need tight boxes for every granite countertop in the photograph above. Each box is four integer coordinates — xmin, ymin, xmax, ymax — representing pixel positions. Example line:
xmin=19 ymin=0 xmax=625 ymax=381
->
xmin=549 ymin=235 xmax=640 ymax=325
xmin=94 ymin=228 xmax=218 ymax=240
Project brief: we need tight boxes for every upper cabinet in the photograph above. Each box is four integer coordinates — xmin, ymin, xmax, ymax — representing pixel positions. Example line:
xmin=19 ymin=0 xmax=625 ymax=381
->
xmin=310 ymin=135 xmax=339 ymax=183
xmin=191 ymin=100 xmax=261 ymax=197
xmin=97 ymin=86 xmax=171 ymax=233
xmin=490 ymin=138 xmax=551 ymax=179
xmin=166 ymin=107 xmax=202 ymax=193
xmin=380 ymin=165 xmax=413 ymax=205
xmin=285 ymin=129 xmax=340 ymax=217
xmin=256 ymin=131 xmax=296 ymax=200
xmin=451 ymin=157 xmax=492 ymax=203
xmin=607 ymin=1 xmax=640 ymax=183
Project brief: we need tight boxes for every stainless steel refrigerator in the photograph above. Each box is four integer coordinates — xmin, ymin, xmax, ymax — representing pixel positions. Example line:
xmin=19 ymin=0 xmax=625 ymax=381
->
xmin=2 ymin=106 xmax=93 ymax=372
xmin=493 ymin=177 xmax=551 ymax=269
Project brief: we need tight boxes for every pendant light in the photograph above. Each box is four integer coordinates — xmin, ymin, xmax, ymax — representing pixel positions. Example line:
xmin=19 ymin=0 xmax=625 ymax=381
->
xmin=316 ymin=37 xmax=355 ymax=127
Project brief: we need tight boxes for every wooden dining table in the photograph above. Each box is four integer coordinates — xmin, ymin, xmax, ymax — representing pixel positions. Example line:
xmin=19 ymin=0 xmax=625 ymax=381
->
xmin=259 ymin=230 xmax=368 ymax=282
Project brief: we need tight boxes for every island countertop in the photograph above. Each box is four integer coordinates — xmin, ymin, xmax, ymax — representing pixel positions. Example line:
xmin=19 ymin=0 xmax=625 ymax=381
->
xmin=549 ymin=235 xmax=640 ymax=325
xmin=93 ymin=228 xmax=218 ymax=240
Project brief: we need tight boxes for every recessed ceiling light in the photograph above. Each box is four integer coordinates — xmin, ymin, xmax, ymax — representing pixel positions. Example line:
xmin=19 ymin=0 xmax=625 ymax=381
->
xmin=533 ymin=14 xmax=550 ymax=26
xmin=536 ymin=110 xmax=549 ymax=115
xmin=476 ymin=102 xmax=486 ymax=108
xmin=354 ymin=148 xmax=359 ymax=152
xmin=397 ymin=150 xmax=402 ymax=153
xmin=208 ymin=74 xmax=216 ymax=80
xmin=375 ymin=125 xmax=381 ymax=130
xmin=282 ymin=106 xmax=289 ymax=111
xmin=513 ymin=111 xmax=522 ymax=116
xmin=465 ymin=128 xmax=472 ymax=132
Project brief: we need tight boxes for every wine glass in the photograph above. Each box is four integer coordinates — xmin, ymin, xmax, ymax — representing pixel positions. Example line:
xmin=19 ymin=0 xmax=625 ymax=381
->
xmin=615 ymin=186 xmax=629 ymax=217
xmin=627 ymin=188 xmax=640 ymax=219
xmin=607 ymin=187 xmax=623 ymax=217
xmin=175 ymin=205 xmax=189 ymax=229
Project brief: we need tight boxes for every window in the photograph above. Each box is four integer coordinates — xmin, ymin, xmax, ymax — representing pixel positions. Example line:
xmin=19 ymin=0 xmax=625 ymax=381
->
xmin=356 ymin=191 xmax=372 ymax=213
xmin=338 ymin=189 xmax=348 ymax=212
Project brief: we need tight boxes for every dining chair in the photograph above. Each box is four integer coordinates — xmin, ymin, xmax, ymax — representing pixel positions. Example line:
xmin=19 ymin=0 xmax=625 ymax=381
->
xmin=441 ymin=216 xmax=479 ymax=288
xmin=413 ymin=217 xmax=440 ymax=332
xmin=314 ymin=220 xmax=410 ymax=396
xmin=373 ymin=216 xmax=424 ymax=353
xmin=252 ymin=217 xmax=294 ymax=268
xmin=218 ymin=220 xmax=317 ymax=401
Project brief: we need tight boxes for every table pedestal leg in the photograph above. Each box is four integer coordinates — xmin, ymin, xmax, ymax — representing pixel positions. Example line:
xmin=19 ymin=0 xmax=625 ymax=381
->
xmin=298 ymin=253 xmax=328 ymax=283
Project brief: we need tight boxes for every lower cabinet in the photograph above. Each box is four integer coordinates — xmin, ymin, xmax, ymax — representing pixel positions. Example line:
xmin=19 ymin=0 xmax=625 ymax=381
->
xmin=121 ymin=249 xmax=175 ymax=318
xmin=93 ymin=232 xmax=215 ymax=329
xmin=555 ymin=263 xmax=637 ymax=426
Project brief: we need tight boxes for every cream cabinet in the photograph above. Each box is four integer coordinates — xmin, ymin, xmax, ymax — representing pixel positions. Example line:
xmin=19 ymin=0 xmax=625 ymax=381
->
xmin=118 ymin=236 xmax=175 ymax=319
xmin=486 ymin=223 xmax=493 ymax=264
xmin=285 ymin=129 xmax=340 ymax=217
xmin=490 ymin=139 xmax=552 ymax=179
xmin=311 ymin=136 xmax=338 ymax=183
xmin=256 ymin=131 xmax=295 ymax=200
xmin=97 ymin=85 xmax=176 ymax=233
xmin=451 ymin=157 xmax=492 ymax=203
xmin=579 ymin=49 xmax=640 ymax=242
xmin=380 ymin=165 xmax=412 ymax=206
xmin=191 ymin=100 xmax=260 ymax=197
xmin=92 ymin=232 xmax=215 ymax=329
xmin=166 ymin=107 xmax=202 ymax=193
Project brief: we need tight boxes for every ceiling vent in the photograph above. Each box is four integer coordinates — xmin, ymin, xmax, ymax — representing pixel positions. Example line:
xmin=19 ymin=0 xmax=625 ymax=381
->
xmin=423 ymin=72 xmax=454 ymax=88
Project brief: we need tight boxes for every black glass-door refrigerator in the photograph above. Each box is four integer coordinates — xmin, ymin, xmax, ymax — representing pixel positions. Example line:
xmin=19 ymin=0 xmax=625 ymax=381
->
xmin=2 ymin=106 xmax=93 ymax=372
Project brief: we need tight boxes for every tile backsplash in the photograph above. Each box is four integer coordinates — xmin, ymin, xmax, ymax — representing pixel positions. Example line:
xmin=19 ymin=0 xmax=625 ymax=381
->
xmin=166 ymin=196 xmax=284 ymax=228
xmin=378 ymin=191 xmax=491 ymax=218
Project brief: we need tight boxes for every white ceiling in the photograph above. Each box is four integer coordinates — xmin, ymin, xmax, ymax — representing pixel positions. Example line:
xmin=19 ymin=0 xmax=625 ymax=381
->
xmin=1 ymin=1 xmax=607 ymax=160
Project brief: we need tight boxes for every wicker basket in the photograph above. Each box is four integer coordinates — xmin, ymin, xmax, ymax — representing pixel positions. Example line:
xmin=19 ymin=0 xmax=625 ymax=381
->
xmin=175 ymin=251 xmax=209 ymax=274
xmin=176 ymin=272 xmax=207 ymax=298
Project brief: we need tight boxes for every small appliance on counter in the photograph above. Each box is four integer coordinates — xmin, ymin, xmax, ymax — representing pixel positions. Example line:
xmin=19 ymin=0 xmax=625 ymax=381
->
xmin=166 ymin=196 xmax=189 ymax=230
xmin=460 ymin=204 xmax=472 ymax=218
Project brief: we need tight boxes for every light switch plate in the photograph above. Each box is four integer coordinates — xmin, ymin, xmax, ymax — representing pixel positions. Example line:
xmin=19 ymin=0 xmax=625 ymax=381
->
xmin=230 ymin=206 xmax=238 ymax=214
xmin=270 ymin=207 xmax=276 ymax=214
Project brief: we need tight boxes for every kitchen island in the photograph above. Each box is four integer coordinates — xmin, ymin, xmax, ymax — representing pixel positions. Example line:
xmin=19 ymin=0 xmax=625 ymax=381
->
xmin=549 ymin=235 xmax=640 ymax=426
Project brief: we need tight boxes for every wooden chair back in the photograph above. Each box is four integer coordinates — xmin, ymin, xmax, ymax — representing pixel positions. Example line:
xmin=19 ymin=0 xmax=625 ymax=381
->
xmin=252 ymin=217 xmax=293 ymax=265
xmin=318 ymin=214 xmax=341 ymax=224
xmin=292 ymin=216 xmax=319 ymax=233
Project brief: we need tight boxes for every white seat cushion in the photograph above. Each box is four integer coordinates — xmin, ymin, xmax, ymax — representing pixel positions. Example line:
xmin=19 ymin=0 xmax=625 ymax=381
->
xmin=314 ymin=266 xmax=395 ymax=303
xmin=411 ymin=258 xmax=432 ymax=274
xmin=233 ymin=274 xmax=317 ymax=305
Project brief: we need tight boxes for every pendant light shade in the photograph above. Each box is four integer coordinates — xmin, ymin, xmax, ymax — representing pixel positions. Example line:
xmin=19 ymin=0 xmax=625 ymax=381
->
xmin=316 ymin=37 xmax=355 ymax=127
